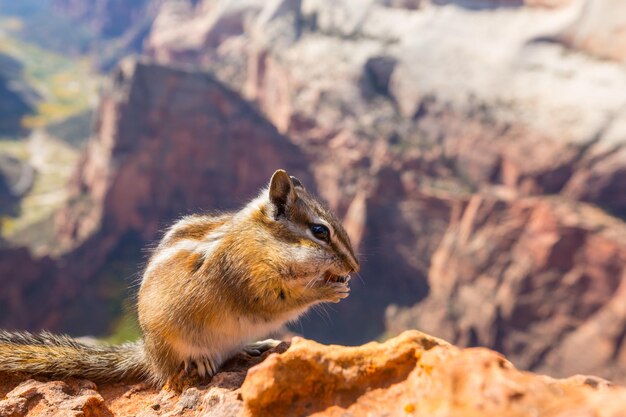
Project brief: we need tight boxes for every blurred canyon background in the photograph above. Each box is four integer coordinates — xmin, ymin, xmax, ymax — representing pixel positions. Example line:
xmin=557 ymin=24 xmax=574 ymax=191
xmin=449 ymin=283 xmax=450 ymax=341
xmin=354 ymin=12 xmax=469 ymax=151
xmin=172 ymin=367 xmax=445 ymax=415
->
xmin=0 ymin=0 xmax=626 ymax=385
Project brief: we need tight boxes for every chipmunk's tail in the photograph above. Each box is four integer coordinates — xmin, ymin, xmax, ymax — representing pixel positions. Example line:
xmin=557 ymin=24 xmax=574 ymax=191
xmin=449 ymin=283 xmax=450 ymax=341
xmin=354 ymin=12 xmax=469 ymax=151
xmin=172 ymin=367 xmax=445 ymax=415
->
xmin=0 ymin=330 xmax=149 ymax=382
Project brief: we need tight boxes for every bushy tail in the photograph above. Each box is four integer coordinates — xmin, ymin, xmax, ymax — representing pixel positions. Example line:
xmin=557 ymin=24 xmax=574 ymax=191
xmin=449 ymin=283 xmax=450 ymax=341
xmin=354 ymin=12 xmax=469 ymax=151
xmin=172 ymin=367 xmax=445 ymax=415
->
xmin=0 ymin=330 xmax=149 ymax=382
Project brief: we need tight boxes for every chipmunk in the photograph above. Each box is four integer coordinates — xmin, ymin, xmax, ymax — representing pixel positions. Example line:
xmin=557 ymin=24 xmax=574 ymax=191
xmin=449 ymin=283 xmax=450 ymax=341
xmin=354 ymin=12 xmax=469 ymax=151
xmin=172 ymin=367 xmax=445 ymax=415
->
xmin=0 ymin=169 xmax=359 ymax=386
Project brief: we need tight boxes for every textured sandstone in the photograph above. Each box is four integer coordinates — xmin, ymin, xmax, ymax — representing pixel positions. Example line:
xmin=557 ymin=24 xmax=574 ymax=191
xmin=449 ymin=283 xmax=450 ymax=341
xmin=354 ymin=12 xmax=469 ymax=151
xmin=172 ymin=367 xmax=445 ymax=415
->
xmin=0 ymin=341 xmax=289 ymax=417
xmin=387 ymin=195 xmax=626 ymax=382
xmin=242 ymin=331 xmax=626 ymax=417
xmin=558 ymin=0 xmax=626 ymax=62
xmin=241 ymin=331 xmax=449 ymax=417
xmin=2 ymin=332 xmax=625 ymax=417
xmin=0 ymin=378 xmax=109 ymax=417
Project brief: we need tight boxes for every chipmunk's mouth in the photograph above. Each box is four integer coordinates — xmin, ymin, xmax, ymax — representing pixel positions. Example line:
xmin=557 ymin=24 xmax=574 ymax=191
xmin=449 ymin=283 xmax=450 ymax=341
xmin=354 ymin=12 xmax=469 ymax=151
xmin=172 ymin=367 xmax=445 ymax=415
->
xmin=323 ymin=271 xmax=350 ymax=284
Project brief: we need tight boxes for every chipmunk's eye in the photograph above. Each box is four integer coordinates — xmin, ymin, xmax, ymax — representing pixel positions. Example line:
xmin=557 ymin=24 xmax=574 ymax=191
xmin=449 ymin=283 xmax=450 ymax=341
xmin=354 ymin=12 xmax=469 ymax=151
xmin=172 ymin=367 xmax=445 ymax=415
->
xmin=310 ymin=224 xmax=330 ymax=243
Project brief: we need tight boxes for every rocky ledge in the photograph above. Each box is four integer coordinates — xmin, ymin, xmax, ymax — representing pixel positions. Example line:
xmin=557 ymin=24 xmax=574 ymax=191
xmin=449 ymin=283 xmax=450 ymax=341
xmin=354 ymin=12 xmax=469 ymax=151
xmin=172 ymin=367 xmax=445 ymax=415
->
xmin=1 ymin=331 xmax=625 ymax=417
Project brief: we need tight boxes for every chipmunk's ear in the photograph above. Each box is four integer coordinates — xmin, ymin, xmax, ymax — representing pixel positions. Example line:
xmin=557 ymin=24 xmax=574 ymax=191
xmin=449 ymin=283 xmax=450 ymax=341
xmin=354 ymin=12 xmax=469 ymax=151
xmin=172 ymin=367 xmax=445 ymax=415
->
xmin=269 ymin=169 xmax=297 ymax=217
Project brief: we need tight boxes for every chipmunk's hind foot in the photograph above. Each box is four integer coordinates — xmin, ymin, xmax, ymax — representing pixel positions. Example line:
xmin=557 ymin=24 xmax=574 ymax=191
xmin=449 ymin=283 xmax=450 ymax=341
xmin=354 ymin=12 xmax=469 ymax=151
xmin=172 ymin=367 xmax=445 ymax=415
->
xmin=167 ymin=354 xmax=219 ymax=391
xmin=184 ymin=355 xmax=218 ymax=378
xmin=243 ymin=339 xmax=281 ymax=356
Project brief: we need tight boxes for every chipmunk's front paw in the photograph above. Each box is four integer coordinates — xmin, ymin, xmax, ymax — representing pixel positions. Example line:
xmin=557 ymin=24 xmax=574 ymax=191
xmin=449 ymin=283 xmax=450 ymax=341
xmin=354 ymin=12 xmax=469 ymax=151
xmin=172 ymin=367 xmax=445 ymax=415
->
xmin=243 ymin=339 xmax=281 ymax=356
xmin=320 ymin=280 xmax=350 ymax=303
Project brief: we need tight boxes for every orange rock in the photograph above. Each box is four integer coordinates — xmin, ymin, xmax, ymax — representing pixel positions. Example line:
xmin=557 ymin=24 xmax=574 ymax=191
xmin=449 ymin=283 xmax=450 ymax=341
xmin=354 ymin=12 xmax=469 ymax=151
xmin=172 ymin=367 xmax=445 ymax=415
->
xmin=0 ymin=343 xmax=286 ymax=417
xmin=1 ymin=332 xmax=626 ymax=416
xmin=0 ymin=377 xmax=110 ymax=417
xmin=241 ymin=331 xmax=626 ymax=417
xmin=241 ymin=331 xmax=448 ymax=417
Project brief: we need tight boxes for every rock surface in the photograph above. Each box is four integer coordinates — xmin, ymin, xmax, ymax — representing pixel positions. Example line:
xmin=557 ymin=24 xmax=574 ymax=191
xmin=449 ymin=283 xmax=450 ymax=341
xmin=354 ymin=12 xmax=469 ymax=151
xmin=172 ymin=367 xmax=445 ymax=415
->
xmin=558 ymin=0 xmax=626 ymax=62
xmin=1 ymin=331 xmax=626 ymax=417
xmin=51 ymin=0 xmax=163 ymax=68
xmin=387 ymin=194 xmax=626 ymax=382
xmin=51 ymin=0 xmax=158 ymax=39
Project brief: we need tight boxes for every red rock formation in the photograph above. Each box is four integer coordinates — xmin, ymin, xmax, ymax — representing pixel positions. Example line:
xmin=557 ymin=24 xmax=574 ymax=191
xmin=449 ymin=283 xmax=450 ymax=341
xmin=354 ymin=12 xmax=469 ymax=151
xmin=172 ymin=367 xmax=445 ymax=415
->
xmin=0 ymin=378 xmax=110 ymax=417
xmin=57 ymin=58 xmax=310 ymax=251
xmin=387 ymin=195 xmax=626 ymax=382
xmin=147 ymin=0 xmax=626 ymax=213
xmin=1 ymin=331 xmax=625 ymax=417
xmin=0 ymin=249 xmax=56 ymax=330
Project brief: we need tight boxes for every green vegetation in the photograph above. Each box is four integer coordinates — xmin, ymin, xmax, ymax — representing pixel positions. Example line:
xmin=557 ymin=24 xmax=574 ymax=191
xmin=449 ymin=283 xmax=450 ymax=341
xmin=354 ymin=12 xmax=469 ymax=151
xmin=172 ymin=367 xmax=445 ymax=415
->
xmin=0 ymin=137 xmax=28 ymax=160
xmin=0 ymin=14 xmax=98 ymax=248
xmin=0 ymin=133 xmax=79 ymax=250
xmin=105 ymin=309 xmax=142 ymax=344
xmin=0 ymin=21 xmax=98 ymax=127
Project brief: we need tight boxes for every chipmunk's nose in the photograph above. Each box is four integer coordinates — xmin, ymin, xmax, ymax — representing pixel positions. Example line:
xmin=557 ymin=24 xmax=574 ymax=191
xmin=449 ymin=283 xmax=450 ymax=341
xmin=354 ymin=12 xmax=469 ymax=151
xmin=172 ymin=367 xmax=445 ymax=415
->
xmin=347 ymin=256 xmax=360 ymax=273
xmin=335 ymin=259 xmax=358 ymax=278
xmin=336 ymin=243 xmax=360 ymax=273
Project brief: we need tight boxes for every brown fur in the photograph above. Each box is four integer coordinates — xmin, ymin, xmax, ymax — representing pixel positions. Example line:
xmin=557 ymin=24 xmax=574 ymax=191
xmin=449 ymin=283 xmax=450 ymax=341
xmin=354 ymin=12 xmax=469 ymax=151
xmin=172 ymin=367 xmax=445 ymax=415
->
xmin=161 ymin=214 xmax=231 ymax=245
xmin=0 ymin=331 xmax=147 ymax=382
